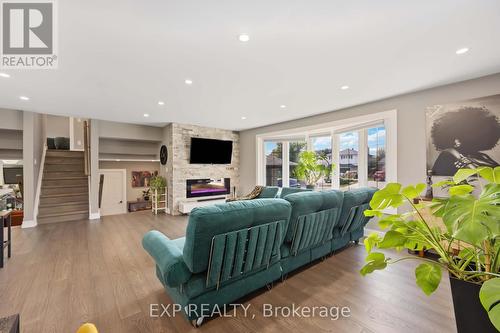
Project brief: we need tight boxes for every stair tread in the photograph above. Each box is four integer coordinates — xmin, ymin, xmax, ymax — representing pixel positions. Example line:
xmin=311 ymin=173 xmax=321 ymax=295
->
xmin=39 ymin=201 xmax=88 ymax=208
xmin=43 ymin=176 xmax=87 ymax=180
xmin=42 ymin=184 xmax=88 ymax=189
xmin=40 ymin=193 xmax=88 ymax=198
xmin=38 ymin=209 xmax=88 ymax=218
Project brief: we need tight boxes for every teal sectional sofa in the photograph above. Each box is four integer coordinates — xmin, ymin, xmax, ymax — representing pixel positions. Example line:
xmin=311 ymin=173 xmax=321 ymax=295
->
xmin=255 ymin=186 xmax=311 ymax=199
xmin=142 ymin=187 xmax=376 ymax=326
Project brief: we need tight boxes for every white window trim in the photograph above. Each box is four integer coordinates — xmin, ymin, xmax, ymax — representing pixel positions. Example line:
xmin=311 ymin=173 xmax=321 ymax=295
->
xmin=256 ymin=109 xmax=398 ymax=187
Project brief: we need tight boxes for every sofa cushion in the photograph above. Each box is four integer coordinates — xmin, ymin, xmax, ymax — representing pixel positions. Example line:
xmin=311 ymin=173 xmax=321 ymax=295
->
xmin=337 ymin=187 xmax=377 ymax=235
xmin=284 ymin=190 xmax=344 ymax=243
xmin=183 ymin=199 xmax=292 ymax=274
xmin=257 ymin=186 xmax=280 ymax=198
xmin=142 ymin=231 xmax=192 ymax=287
xmin=279 ymin=187 xmax=311 ymax=198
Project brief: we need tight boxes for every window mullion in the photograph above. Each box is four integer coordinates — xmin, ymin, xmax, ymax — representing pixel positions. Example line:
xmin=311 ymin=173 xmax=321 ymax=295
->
xmin=282 ymin=141 xmax=290 ymax=188
xmin=358 ymin=129 xmax=368 ymax=187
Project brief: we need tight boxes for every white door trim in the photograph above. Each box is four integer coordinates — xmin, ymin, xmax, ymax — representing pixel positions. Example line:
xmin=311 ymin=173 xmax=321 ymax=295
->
xmin=98 ymin=169 xmax=127 ymax=215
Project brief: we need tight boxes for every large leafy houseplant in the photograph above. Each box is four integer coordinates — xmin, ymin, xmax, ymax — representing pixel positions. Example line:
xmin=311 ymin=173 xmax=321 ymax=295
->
xmin=361 ymin=167 xmax=500 ymax=331
xmin=150 ymin=175 xmax=167 ymax=203
xmin=294 ymin=151 xmax=331 ymax=189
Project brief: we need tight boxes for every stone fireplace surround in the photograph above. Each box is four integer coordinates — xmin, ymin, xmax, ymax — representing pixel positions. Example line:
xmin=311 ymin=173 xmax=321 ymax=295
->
xmin=160 ymin=123 xmax=239 ymax=215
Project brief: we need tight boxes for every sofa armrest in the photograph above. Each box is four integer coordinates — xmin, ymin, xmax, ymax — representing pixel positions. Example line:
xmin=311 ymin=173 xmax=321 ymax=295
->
xmin=142 ymin=231 xmax=192 ymax=288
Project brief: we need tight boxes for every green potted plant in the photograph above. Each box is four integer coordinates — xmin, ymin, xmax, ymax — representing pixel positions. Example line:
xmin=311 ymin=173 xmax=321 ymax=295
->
xmin=150 ymin=175 xmax=167 ymax=203
xmin=361 ymin=166 xmax=499 ymax=332
xmin=294 ymin=151 xmax=331 ymax=189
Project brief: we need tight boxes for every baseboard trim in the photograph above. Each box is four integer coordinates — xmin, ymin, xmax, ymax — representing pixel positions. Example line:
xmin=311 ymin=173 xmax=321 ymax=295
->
xmin=22 ymin=220 xmax=37 ymax=228
xmin=89 ymin=212 xmax=101 ymax=220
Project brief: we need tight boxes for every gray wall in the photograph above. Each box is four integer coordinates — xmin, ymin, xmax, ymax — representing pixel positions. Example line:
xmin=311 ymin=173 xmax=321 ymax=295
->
xmin=0 ymin=109 xmax=23 ymax=130
xmin=45 ymin=115 xmax=69 ymax=138
xmin=239 ymin=73 xmax=500 ymax=194
xmin=98 ymin=120 xmax=163 ymax=142
xmin=99 ymin=160 xmax=160 ymax=202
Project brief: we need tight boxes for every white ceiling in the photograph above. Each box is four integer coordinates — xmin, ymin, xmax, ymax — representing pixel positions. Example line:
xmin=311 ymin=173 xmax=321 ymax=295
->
xmin=1 ymin=0 xmax=500 ymax=131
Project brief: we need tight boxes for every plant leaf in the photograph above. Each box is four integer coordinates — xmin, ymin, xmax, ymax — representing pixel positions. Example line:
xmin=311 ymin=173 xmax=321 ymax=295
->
xmin=363 ymin=233 xmax=381 ymax=253
xmin=453 ymin=168 xmax=479 ymax=184
xmin=377 ymin=230 xmax=407 ymax=249
xmin=360 ymin=252 xmax=387 ymax=276
xmin=448 ymin=184 xmax=474 ymax=196
xmin=478 ymin=166 xmax=500 ymax=184
xmin=415 ymin=263 xmax=442 ymax=296
xmin=369 ymin=183 xmax=404 ymax=210
xmin=442 ymin=183 xmax=500 ymax=245
xmin=479 ymin=278 xmax=500 ymax=331
xmin=402 ymin=183 xmax=426 ymax=199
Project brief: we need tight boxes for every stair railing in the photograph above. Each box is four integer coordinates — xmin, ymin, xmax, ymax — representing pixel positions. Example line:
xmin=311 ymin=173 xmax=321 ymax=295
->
xmin=83 ymin=120 xmax=90 ymax=176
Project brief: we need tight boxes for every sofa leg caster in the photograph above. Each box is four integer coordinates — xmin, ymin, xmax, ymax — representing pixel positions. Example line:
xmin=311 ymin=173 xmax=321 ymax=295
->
xmin=266 ymin=282 xmax=274 ymax=291
xmin=281 ymin=274 xmax=288 ymax=282
xmin=192 ymin=316 xmax=204 ymax=328
xmin=354 ymin=240 xmax=359 ymax=245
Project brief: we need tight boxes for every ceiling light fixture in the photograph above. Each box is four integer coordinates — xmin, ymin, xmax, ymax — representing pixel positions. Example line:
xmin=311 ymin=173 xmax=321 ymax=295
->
xmin=241 ymin=116 xmax=247 ymax=120
xmin=19 ymin=96 xmax=29 ymax=101
xmin=185 ymin=79 xmax=193 ymax=85
xmin=456 ymin=47 xmax=469 ymax=55
xmin=238 ymin=34 xmax=250 ymax=42
xmin=0 ymin=73 xmax=10 ymax=78
xmin=158 ymin=101 xmax=165 ymax=105
xmin=280 ymin=105 xmax=287 ymax=109
xmin=341 ymin=85 xmax=349 ymax=90
xmin=143 ymin=113 xmax=150 ymax=117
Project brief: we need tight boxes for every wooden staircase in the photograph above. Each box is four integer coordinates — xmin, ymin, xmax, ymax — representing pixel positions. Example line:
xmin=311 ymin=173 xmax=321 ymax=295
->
xmin=38 ymin=150 xmax=89 ymax=224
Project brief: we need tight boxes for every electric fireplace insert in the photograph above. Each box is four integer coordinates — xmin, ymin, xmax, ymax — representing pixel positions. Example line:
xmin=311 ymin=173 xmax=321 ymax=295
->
xmin=186 ymin=178 xmax=231 ymax=198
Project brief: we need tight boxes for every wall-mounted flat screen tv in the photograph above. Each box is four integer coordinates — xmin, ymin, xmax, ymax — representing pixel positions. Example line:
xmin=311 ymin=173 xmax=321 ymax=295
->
xmin=189 ymin=138 xmax=233 ymax=164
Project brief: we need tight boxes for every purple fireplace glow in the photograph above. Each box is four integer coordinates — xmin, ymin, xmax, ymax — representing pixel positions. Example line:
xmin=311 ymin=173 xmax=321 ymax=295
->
xmin=186 ymin=178 xmax=231 ymax=198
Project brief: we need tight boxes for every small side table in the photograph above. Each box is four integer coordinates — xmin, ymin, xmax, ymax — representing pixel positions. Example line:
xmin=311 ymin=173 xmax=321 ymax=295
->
xmin=0 ymin=210 xmax=12 ymax=268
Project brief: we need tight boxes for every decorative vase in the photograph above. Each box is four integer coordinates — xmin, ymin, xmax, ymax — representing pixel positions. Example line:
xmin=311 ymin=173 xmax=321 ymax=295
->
xmin=449 ymin=276 xmax=496 ymax=333
xmin=306 ymin=184 xmax=315 ymax=190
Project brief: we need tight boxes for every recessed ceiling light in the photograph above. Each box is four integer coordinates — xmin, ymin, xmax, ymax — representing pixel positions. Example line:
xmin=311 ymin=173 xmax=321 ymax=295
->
xmin=158 ymin=101 xmax=165 ymax=106
xmin=456 ymin=47 xmax=469 ymax=55
xmin=241 ymin=116 xmax=247 ymax=120
xmin=238 ymin=34 xmax=250 ymax=42
xmin=280 ymin=105 xmax=287 ymax=109
xmin=341 ymin=85 xmax=349 ymax=90
xmin=185 ymin=79 xmax=193 ymax=85
xmin=19 ymin=96 xmax=29 ymax=101
xmin=143 ymin=113 xmax=150 ymax=117
xmin=0 ymin=73 xmax=10 ymax=78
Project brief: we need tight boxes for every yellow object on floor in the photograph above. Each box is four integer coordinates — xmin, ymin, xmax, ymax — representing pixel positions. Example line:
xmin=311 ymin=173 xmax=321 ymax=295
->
xmin=76 ymin=323 xmax=98 ymax=333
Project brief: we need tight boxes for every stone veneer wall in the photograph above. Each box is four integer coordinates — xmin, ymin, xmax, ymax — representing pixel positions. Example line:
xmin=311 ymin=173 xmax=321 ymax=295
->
xmin=169 ymin=123 xmax=239 ymax=215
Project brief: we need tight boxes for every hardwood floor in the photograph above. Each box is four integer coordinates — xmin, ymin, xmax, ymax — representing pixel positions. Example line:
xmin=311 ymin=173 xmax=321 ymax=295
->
xmin=0 ymin=212 xmax=456 ymax=333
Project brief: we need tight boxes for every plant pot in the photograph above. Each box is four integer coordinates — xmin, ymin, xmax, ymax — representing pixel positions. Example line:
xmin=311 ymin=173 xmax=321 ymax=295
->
xmin=143 ymin=196 xmax=150 ymax=201
xmin=449 ymin=276 xmax=497 ymax=333
xmin=306 ymin=184 xmax=316 ymax=190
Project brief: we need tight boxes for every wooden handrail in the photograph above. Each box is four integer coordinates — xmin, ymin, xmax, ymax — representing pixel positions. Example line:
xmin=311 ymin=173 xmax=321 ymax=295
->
xmin=83 ymin=120 xmax=90 ymax=176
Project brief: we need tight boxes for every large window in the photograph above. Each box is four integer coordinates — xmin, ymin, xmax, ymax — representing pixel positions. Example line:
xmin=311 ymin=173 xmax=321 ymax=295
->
xmin=339 ymin=131 xmax=359 ymax=190
xmin=367 ymin=126 xmax=386 ymax=188
xmin=311 ymin=136 xmax=333 ymax=190
xmin=265 ymin=141 xmax=282 ymax=186
xmin=258 ymin=111 xmax=396 ymax=192
xmin=289 ymin=141 xmax=307 ymax=188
